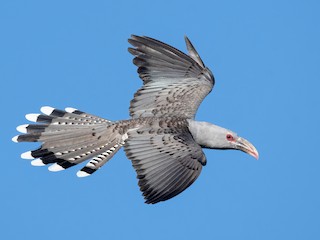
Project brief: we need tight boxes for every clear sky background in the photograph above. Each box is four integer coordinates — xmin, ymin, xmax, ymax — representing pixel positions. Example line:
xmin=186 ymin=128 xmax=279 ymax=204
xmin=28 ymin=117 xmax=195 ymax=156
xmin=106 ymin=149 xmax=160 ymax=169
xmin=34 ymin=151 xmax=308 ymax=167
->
xmin=1 ymin=0 xmax=319 ymax=239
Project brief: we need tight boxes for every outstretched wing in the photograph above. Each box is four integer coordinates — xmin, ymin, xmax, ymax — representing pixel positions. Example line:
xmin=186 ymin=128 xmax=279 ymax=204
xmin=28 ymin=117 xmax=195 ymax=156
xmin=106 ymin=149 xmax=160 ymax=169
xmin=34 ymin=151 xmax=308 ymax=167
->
xmin=124 ymin=118 xmax=206 ymax=204
xmin=128 ymin=35 xmax=215 ymax=119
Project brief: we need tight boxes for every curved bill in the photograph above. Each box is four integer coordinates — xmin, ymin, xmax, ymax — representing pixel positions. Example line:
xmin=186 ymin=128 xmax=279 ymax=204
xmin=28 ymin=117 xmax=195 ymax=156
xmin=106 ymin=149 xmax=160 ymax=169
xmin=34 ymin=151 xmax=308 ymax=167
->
xmin=236 ymin=137 xmax=259 ymax=160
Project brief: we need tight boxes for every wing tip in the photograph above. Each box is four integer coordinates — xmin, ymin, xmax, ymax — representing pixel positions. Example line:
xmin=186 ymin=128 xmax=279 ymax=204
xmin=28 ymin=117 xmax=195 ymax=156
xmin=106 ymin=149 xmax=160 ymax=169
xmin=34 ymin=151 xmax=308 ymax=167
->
xmin=184 ymin=35 xmax=190 ymax=43
xmin=129 ymin=34 xmax=139 ymax=40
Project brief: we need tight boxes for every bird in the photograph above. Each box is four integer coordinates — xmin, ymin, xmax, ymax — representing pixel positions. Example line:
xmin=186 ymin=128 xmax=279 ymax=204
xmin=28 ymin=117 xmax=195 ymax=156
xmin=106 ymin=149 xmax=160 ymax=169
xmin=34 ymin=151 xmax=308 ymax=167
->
xmin=12 ymin=35 xmax=259 ymax=204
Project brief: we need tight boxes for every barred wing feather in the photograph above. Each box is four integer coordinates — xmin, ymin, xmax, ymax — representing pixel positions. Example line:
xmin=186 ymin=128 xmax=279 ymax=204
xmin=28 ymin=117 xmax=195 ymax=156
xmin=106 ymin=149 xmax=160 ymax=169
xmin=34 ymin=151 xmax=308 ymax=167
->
xmin=128 ymin=35 xmax=214 ymax=119
xmin=124 ymin=118 xmax=206 ymax=204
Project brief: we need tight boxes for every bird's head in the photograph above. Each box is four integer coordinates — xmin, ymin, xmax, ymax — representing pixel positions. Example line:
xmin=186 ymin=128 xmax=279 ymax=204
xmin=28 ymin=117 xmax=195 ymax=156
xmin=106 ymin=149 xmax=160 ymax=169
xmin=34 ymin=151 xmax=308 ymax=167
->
xmin=223 ymin=131 xmax=259 ymax=159
xmin=188 ymin=120 xmax=259 ymax=159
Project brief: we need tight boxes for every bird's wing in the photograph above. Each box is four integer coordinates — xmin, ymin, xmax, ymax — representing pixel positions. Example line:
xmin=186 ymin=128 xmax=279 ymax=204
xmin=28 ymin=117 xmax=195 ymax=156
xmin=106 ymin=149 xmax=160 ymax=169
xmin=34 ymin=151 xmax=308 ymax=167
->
xmin=124 ymin=118 xmax=206 ymax=204
xmin=128 ymin=35 xmax=214 ymax=119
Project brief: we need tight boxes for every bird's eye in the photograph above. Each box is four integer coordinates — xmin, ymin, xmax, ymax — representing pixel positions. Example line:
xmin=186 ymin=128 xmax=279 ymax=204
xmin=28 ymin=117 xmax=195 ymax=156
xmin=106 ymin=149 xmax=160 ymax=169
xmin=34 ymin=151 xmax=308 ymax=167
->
xmin=226 ymin=134 xmax=234 ymax=141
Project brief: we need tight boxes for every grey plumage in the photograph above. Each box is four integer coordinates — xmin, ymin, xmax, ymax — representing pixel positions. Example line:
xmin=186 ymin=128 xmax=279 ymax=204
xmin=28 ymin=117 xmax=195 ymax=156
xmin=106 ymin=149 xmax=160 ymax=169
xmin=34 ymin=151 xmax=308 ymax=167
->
xmin=125 ymin=117 xmax=206 ymax=204
xmin=128 ymin=35 xmax=214 ymax=119
xmin=13 ymin=35 xmax=258 ymax=204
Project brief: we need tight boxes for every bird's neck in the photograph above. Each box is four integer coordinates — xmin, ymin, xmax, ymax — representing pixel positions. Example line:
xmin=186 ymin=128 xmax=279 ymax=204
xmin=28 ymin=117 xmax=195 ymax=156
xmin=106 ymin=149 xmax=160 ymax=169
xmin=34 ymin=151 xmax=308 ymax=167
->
xmin=187 ymin=120 xmax=229 ymax=149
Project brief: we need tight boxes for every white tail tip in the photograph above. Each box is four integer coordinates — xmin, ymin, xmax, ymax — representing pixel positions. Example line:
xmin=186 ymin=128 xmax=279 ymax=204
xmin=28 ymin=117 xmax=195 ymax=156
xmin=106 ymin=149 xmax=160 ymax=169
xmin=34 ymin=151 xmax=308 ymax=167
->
xmin=40 ymin=106 xmax=55 ymax=115
xmin=77 ymin=171 xmax=90 ymax=178
xmin=12 ymin=135 xmax=19 ymax=143
xmin=16 ymin=124 xmax=29 ymax=133
xmin=25 ymin=114 xmax=40 ymax=122
xmin=21 ymin=151 xmax=34 ymax=159
xmin=65 ymin=107 xmax=78 ymax=113
xmin=48 ymin=163 xmax=65 ymax=172
xmin=31 ymin=159 xmax=45 ymax=166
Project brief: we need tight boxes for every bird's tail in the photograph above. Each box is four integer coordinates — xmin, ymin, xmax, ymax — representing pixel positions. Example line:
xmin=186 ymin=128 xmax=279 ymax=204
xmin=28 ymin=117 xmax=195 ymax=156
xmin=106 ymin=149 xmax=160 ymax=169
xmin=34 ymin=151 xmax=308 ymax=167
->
xmin=12 ymin=106 xmax=127 ymax=177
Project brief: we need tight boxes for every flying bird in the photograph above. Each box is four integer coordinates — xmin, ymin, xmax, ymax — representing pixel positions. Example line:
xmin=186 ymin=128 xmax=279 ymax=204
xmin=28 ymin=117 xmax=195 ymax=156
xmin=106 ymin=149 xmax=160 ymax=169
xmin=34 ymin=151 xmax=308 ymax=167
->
xmin=12 ymin=35 xmax=259 ymax=204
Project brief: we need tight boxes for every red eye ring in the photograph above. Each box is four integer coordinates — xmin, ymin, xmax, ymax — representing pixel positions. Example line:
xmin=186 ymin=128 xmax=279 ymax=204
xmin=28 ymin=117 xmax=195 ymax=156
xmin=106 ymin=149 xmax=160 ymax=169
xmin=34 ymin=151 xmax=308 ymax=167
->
xmin=226 ymin=133 xmax=234 ymax=141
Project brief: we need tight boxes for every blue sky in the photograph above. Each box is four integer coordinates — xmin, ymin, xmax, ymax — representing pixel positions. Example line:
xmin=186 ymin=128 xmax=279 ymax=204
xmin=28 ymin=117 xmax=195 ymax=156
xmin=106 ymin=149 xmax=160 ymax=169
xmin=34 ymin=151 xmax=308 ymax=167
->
xmin=1 ymin=0 xmax=319 ymax=239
